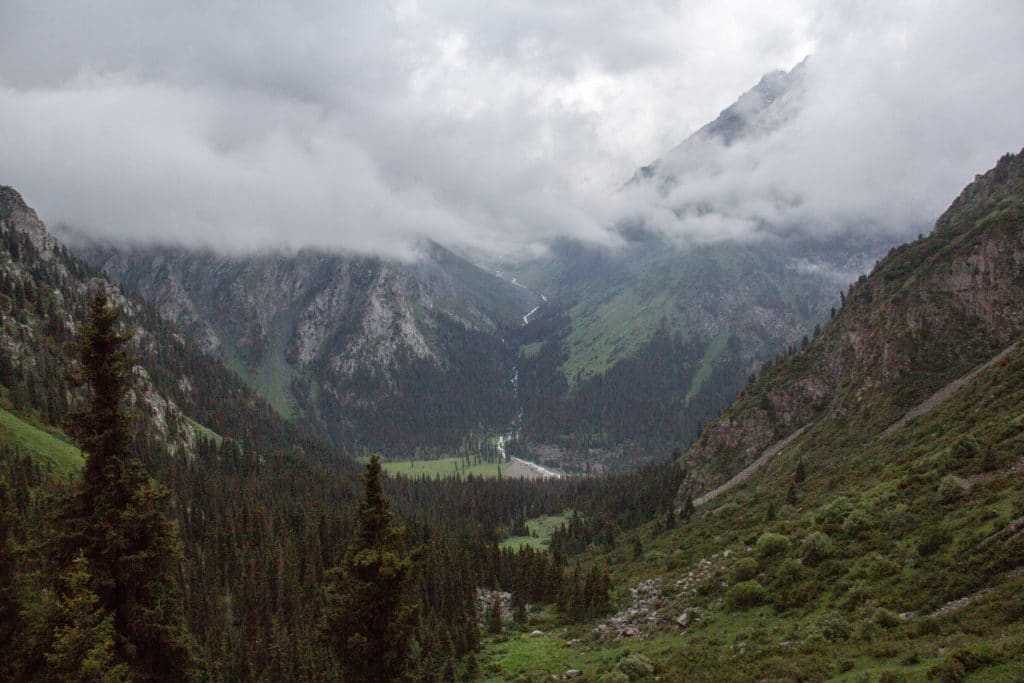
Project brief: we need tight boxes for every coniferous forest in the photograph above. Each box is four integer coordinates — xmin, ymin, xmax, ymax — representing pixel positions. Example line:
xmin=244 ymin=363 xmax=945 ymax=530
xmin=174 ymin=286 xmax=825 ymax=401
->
xmin=0 ymin=288 xmax=682 ymax=680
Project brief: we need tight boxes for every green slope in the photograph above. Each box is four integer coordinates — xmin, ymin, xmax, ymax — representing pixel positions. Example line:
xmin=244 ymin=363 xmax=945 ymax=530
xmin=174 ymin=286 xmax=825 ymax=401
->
xmin=479 ymin=150 xmax=1024 ymax=680
xmin=0 ymin=406 xmax=83 ymax=474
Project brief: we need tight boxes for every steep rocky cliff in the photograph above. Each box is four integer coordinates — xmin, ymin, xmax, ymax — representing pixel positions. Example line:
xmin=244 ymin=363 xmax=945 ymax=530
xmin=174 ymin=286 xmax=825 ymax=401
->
xmin=679 ymin=149 xmax=1024 ymax=499
xmin=0 ymin=186 xmax=312 ymax=464
xmin=74 ymin=239 xmax=536 ymax=453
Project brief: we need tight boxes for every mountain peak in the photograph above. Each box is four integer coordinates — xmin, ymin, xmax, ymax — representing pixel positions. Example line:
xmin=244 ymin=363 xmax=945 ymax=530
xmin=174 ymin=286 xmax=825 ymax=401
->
xmin=628 ymin=59 xmax=807 ymax=188
xmin=0 ymin=185 xmax=59 ymax=260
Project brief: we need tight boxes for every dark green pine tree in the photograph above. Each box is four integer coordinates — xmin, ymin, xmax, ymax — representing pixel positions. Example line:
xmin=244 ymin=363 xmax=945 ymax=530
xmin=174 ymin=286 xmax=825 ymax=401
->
xmin=46 ymin=552 xmax=130 ymax=682
xmin=54 ymin=290 xmax=199 ymax=679
xmin=665 ymin=505 xmax=676 ymax=530
xmin=487 ymin=595 xmax=503 ymax=634
xmin=52 ymin=291 xmax=197 ymax=680
xmin=463 ymin=652 xmax=482 ymax=681
xmin=0 ymin=477 xmax=20 ymax=675
xmin=512 ymin=590 xmax=527 ymax=625
xmin=322 ymin=454 xmax=416 ymax=682
xmin=786 ymin=481 xmax=799 ymax=505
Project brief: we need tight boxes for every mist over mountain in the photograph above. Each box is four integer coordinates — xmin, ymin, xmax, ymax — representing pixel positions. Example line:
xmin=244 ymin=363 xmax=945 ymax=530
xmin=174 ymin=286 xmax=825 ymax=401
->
xmin=68 ymin=64 xmax=900 ymax=467
xmin=2 ymin=2 xmax=1022 ymax=256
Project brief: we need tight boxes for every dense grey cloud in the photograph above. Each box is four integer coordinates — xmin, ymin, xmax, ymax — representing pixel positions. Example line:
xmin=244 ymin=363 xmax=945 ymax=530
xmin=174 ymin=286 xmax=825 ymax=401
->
xmin=616 ymin=1 xmax=1024 ymax=244
xmin=0 ymin=1 xmax=1020 ymax=256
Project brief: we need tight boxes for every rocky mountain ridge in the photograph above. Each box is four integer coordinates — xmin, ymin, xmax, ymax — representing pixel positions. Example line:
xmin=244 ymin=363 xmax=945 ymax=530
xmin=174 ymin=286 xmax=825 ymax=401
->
xmin=0 ymin=185 xmax=328 ymax=468
xmin=630 ymin=58 xmax=807 ymax=188
xmin=74 ymin=238 xmax=536 ymax=453
xmin=678 ymin=148 xmax=1024 ymax=502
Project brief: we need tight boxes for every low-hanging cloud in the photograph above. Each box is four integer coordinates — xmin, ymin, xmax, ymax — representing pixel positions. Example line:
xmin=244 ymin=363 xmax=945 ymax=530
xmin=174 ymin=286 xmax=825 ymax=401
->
xmin=616 ymin=1 xmax=1024 ymax=244
xmin=0 ymin=1 xmax=1021 ymax=257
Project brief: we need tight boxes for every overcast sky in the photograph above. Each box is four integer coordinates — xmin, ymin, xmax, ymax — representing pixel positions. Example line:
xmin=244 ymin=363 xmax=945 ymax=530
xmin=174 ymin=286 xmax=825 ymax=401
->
xmin=1 ymin=1 xmax=1022 ymax=257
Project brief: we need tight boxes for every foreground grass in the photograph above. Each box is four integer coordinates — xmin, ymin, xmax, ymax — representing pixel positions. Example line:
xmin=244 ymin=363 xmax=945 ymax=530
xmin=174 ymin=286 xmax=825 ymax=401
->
xmin=0 ymin=406 xmax=83 ymax=475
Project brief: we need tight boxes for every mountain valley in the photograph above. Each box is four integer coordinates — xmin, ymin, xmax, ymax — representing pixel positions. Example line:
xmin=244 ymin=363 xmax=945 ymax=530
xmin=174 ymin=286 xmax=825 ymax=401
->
xmin=1 ymin=8 xmax=1022 ymax=679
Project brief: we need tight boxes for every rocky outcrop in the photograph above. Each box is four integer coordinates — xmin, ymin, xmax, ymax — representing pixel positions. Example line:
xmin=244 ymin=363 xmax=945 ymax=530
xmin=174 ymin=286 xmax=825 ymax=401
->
xmin=678 ymin=149 xmax=1024 ymax=504
xmin=0 ymin=188 xmax=208 ymax=461
xmin=73 ymin=239 xmax=535 ymax=452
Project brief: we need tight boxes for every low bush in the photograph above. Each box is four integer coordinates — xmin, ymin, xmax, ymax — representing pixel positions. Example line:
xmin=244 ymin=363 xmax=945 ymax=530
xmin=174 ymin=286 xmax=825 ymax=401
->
xmin=938 ymin=475 xmax=968 ymax=504
xmin=725 ymin=580 xmax=767 ymax=609
xmin=731 ymin=557 xmax=758 ymax=582
xmin=616 ymin=653 xmax=655 ymax=680
xmin=815 ymin=612 xmax=850 ymax=642
xmin=772 ymin=558 xmax=803 ymax=588
xmin=756 ymin=532 xmax=791 ymax=559
xmin=917 ymin=527 xmax=951 ymax=556
xmin=815 ymin=496 xmax=852 ymax=532
xmin=800 ymin=532 xmax=834 ymax=566
xmin=873 ymin=607 xmax=901 ymax=629
xmin=841 ymin=507 xmax=874 ymax=539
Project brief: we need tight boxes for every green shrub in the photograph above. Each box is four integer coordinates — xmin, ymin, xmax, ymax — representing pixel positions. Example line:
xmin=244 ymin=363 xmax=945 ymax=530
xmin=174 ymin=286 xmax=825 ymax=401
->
xmin=731 ymin=557 xmax=758 ymax=582
xmin=597 ymin=672 xmax=630 ymax=683
xmin=756 ymin=532 xmax=791 ymax=559
xmin=918 ymin=527 xmax=951 ymax=556
xmin=815 ymin=612 xmax=851 ymax=642
xmin=926 ymin=658 xmax=965 ymax=682
xmin=841 ymin=507 xmax=874 ymax=539
xmin=772 ymin=558 xmax=803 ymax=587
xmin=951 ymin=435 xmax=980 ymax=461
xmin=815 ymin=496 xmax=852 ymax=532
xmin=725 ymin=580 xmax=767 ymax=609
xmin=616 ymin=653 xmax=655 ymax=680
xmin=938 ymin=475 xmax=968 ymax=504
xmin=800 ymin=532 xmax=834 ymax=566
xmin=873 ymin=607 xmax=901 ymax=629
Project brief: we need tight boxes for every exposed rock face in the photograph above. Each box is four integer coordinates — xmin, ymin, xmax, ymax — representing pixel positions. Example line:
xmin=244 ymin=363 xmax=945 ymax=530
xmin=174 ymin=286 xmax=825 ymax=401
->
xmin=73 ymin=239 xmax=535 ymax=452
xmin=0 ymin=188 xmax=209 ymax=461
xmin=0 ymin=187 xmax=60 ymax=262
xmin=678 ymin=149 xmax=1024 ymax=503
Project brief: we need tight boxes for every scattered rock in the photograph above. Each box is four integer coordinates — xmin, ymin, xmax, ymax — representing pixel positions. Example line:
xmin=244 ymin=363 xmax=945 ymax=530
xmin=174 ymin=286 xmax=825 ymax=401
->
xmin=594 ymin=579 xmax=665 ymax=641
xmin=474 ymin=587 xmax=516 ymax=625
xmin=676 ymin=607 xmax=701 ymax=630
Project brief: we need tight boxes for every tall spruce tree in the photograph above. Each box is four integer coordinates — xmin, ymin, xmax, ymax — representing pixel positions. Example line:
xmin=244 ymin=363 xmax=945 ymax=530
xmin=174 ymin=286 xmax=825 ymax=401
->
xmin=46 ymin=552 xmax=130 ymax=682
xmin=0 ymin=477 xmax=20 ymax=675
xmin=322 ymin=454 xmax=416 ymax=682
xmin=52 ymin=291 xmax=196 ymax=680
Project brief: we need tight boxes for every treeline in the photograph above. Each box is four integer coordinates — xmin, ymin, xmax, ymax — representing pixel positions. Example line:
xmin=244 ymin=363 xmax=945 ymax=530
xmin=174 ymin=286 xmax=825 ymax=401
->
xmin=385 ymin=459 xmax=684 ymax=546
